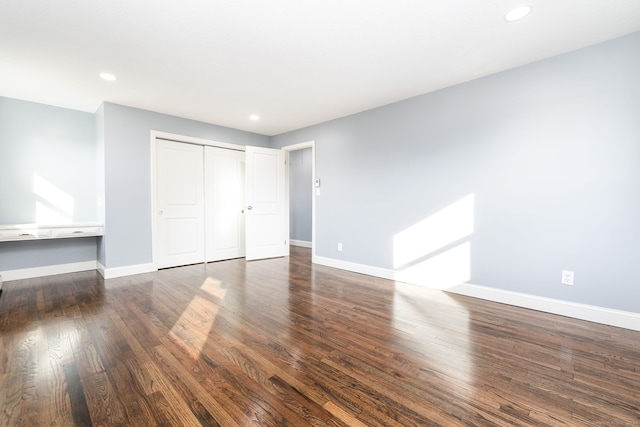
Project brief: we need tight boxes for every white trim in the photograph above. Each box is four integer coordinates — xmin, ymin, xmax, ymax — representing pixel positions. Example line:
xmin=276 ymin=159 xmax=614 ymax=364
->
xmin=282 ymin=141 xmax=316 ymax=260
xmin=282 ymin=141 xmax=314 ymax=151
xmin=314 ymin=256 xmax=395 ymax=281
xmin=150 ymin=134 xmax=159 ymax=269
xmin=150 ymin=130 xmax=245 ymax=151
xmin=0 ymin=223 xmax=103 ymax=242
xmin=97 ymin=262 xmax=157 ymax=279
xmin=97 ymin=261 xmax=106 ymax=278
xmin=150 ymin=131 xmax=246 ymax=269
xmin=313 ymin=255 xmax=640 ymax=332
xmin=448 ymin=283 xmax=640 ymax=332
xmin=290 ymin=239 xmax=312 ymax=248
xmin=1 ymin=261 xmax=98 ymax=281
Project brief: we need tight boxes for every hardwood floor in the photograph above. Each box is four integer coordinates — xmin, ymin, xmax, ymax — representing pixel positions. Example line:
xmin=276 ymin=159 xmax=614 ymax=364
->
xmin=1 ymin=246 xmax=639 ymax=426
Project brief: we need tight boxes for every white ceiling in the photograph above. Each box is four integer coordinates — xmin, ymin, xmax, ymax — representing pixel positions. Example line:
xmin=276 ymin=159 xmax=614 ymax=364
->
xmin=1 ymin=1 xmax=639 ymax=136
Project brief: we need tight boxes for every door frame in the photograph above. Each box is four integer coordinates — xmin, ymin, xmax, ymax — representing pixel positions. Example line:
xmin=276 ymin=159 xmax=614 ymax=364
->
xmin=282 ymin=140 xmax=316 ymax=261
xmin=150 ymin=130 xmax=245 ymax=270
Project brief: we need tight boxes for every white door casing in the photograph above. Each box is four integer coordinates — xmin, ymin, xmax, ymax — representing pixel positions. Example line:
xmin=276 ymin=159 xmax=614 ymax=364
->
xmin=245 ymin=146 xmax=288 ymax=261
xmin=204 ymin=146 xmax=246 ymax=261
xmin=155 ymin=140 xmax=205 ymax=268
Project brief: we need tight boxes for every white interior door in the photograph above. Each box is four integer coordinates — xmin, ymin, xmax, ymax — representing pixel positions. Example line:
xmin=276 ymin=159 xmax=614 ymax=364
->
xmin=155 ymin=140 xmax=205 ymax=268
xmin=205 ymin=146 xmax=245 ymax=261
xmin=245 ymin=146 xmax=288 ymax=261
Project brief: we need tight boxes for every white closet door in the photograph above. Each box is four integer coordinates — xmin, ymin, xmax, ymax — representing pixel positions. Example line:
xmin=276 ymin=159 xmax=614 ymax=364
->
xmin=204 ymin=146 xmax=245 ymax=262
xmin=155 ymin=140 xmax=205 ymax=268
xmin=245 ymin=146 xmax=288 ymax=261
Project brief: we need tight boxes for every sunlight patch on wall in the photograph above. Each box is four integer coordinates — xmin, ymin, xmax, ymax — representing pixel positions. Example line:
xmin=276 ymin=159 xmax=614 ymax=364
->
xmin=33 ymin=174 xmax=74 ymax=224
xmin=169 ymin=278 xmax=227 ymax=359
xmin=395 ymin=242 xmax=471 ymax=290
xmin=393 ymin=194 xmax=474 ymax=289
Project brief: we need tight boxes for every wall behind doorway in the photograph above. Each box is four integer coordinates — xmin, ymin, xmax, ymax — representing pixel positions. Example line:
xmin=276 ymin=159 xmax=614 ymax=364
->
xmin=289 ymin=148 xmax=312 ymax=244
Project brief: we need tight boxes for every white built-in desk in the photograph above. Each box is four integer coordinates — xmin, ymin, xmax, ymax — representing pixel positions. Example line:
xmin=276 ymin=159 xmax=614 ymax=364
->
xmin=0 ymin=223 xmax=103 ymax=242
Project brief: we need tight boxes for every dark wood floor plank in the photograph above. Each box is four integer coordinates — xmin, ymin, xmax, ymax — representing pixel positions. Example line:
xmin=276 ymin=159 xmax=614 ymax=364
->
xmin=84 ymin=316 xmax=162 ymax=426
xmin=104 ymin=305 xmax=208 ymax=426
xmin=152 ymin=343 xmax=241 ymax=426
xmin=63 ymin=363 xmax=93 ymax=427
xmin=1 ymin=328 xmax=36 ymax=426
xmin=17 ymin=326 xmax=48 ymax=427
xmin=224 ymin=341 xmax=347 ymax=425
xmin=1 ymin=246 xmax=640 ymax=426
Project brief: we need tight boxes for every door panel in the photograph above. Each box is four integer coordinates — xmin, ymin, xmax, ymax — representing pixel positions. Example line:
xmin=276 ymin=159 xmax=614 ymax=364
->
xmin=156 ymin=140 xmax=205 ymax=268
xmin=245 ymin=146 xmax=288 ymax=261
xmin=205 ymin=146 xmax=245 ymax=261
xmin=166 ymin=218 xmax=201 ymax=255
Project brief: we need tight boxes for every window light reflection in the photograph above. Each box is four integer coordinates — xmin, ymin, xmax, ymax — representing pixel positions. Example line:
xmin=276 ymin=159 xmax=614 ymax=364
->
xmin=393 ymin=194 xmax=474 ymax=290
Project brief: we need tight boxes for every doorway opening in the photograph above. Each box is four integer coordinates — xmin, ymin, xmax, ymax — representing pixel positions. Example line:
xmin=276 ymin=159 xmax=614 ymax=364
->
xmin=283 ymin=141 xmax=316 ymax=261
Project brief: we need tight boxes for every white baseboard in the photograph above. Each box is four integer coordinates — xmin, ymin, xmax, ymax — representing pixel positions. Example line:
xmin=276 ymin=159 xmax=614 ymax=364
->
xmin=315 ymin=256 xmax=395 ymax=280
xmin=97 ymin=262 xmax=157 ymax=279
xmin=290 ymin=239 xmax=312 ymax=248
xmin=313 ymin=256 xmax=640 ymax=332
xmin=0 ymin=261 xmax=99 ymax=282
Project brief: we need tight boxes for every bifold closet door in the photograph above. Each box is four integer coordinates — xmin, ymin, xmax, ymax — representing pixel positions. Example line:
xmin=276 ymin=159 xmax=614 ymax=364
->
xmin=155 ymin=140 xmax=205 ymax=268
xmin=204 ymin=146 xmax=246 ymax=262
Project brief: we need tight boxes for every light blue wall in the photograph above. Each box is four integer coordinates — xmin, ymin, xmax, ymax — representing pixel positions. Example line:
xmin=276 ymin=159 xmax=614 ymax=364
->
xmin=0 ymin=98 xmax=270 ymax=272
xmin=289 ymin=148 xmax=312 ymax=242
xmin=0 ymin=238 xmax=98 ymax=270
xmin=101 ymin=102 xmax=270 ymax=268
xmin=0 ymin=96 xmax=97 ymax=224
xmin=95 ymin=103 xmax=106 ymax=266
xmin=271 ymin=32 xmax=640 ymax=313
xmin=0 ymin=96 xmax=99 ymax=271
xmin=3 ymin=31 xmax=639 ymax=316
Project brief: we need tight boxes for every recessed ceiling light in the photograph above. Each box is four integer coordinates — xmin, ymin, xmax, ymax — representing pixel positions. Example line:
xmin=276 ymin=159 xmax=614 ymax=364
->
xmin=99 ymin=72 xmax=117 ymax=81
xmin=249 ymin=114 xmax=260 ymax=121
xmin=505 ymin=5 xmax=532 ymax=22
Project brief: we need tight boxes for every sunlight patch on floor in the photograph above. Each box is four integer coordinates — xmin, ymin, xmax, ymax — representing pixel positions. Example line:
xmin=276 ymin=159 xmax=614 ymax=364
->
xmin=393 ymin=283 xmax=473 ymax=399
xmin=169 ymin=278 xmax=226 ymax=359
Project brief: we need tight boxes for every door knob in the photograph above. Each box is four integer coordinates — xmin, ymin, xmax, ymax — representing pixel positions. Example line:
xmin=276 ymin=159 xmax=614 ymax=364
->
xmin=247 ymin=206 xmax=253 ymax=210
xmin=158 ymin=210 xmax=164 ymax=215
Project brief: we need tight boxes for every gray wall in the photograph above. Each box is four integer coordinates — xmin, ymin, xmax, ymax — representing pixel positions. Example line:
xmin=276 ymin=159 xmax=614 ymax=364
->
xmin=3 ymin=32 xmax=639 ymax=315
xmin=289 ymin=148 xmax=313 ymax=242
xmin=271 ymin=32 xmax=640 ymax=313
xmin=0 ymin=98 xmax=270 ymax=272
xmin=101 ymin=102 xmax=270 ymax=268
xmin=0 ymin=96 xmax=99 ymax=270
xmin=0 ymin=238 xmax=99 ymax=271
xmin=0 ymin=96 xmax=97 ymax=224
xmin=95 ymin=103 xmax=106 ymax=265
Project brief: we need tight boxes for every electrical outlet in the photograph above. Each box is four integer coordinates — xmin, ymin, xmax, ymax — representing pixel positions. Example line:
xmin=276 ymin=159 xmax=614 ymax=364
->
xmin=337 ymin=242 xmax=343 ymax=252
xmin=561 ymin=270 xmax=574 ymax=286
